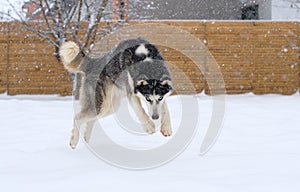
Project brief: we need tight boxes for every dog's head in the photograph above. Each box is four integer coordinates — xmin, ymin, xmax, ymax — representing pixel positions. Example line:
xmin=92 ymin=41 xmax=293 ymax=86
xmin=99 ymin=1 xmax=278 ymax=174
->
xmin=134 ymin=77 xmax=173 ymax=120
xmin=121 ymin=40 xmax=173 ymax=120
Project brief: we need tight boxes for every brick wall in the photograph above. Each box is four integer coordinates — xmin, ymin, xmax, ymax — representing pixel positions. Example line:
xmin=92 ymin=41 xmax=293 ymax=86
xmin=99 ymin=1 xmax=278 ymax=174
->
xmin=0 ymin=21 xmax=299 ymax=95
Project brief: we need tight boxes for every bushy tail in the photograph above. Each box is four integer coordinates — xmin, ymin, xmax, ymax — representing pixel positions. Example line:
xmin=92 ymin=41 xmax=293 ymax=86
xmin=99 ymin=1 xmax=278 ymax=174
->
xmin=59 ymin=41 xmax=84 ymax=73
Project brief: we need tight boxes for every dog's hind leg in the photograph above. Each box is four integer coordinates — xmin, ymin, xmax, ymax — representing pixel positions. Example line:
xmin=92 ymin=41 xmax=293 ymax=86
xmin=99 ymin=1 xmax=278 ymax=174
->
xmin=82 ymin=87 xmax=122 ymax=144
xmin=83 ymin=96 xmax=120 ymax=144
xmin=70 ymin=111 xmax=96 ymax=149
xmin=160 ymin=102 xmax=172 ymax=137
xmin=127 ymin=95 xmax=156 ymax=134
xmin=70 ymin=118 xmax=80 ymax=149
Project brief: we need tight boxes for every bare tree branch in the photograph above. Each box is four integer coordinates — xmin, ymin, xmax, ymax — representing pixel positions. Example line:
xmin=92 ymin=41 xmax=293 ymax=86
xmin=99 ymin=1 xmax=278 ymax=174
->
xmin=72 ymin=0 xmax=84 ymax=47
xmin=4 ymin=0 xmax=58 ymax=46
xmin=82 ymin=0 xmax=109 ymax=52
xmin=65 ymin=3 xmax=78 ymax=26
xmin=2 ymin=0 xmax=118 ymax=60
xmin=43 ymin=0 xmax=58 ymax=24
xmin=38 ymin=0 xmax=58 ymax=40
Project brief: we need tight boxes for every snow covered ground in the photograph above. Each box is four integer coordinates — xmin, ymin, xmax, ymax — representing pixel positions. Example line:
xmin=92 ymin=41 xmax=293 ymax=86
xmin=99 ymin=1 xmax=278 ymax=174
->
xmin=1 ymin=93 xmax=300 ymax=192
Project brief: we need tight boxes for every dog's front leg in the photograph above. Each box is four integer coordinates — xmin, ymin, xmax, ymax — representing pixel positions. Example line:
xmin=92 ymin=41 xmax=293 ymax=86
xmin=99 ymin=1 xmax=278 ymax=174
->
xmin=160 ymin=102 xmax=172 ymax=137
xmin=128 ymin=95 xmax=156 ymax=134
xmin=84 ymin=119 xmax=96 ymax=143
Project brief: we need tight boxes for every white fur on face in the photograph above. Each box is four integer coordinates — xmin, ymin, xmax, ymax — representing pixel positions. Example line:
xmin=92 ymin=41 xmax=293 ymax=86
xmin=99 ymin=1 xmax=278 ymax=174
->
xmin=136 ymin=91 xmax=172 ymax=120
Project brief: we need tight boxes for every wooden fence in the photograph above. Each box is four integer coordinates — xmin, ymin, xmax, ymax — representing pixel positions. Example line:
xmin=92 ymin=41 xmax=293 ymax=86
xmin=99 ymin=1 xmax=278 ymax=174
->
xmin=0 ymin=21 xmax=299 ymax=95
xmin=0 ymin=22 xmax=72 ymax=96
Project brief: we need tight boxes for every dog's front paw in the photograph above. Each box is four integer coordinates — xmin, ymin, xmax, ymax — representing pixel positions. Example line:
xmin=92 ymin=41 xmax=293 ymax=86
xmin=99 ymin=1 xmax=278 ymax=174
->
xmin=84 ymin=134 xmax=91 ymax=143
xmin=161 ymin=127 xmax=172 ymax=137
xmin=143 ymin=120 xmax=156 ymax=135
xmin=69 ymin=126 xmax=79 ymax=149
xmin=69 ymin=136 xmax=78 ymax=149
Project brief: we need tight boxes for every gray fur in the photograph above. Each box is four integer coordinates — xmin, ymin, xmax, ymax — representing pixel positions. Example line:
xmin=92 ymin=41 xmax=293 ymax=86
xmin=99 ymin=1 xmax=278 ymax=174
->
xmin=62 ymin=37 xmax=173 ymax=149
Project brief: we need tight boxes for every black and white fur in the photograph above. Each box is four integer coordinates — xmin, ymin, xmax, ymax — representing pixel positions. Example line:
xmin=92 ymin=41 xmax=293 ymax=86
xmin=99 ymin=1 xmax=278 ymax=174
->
xmin=59 ymin=38 xmax=173 ymax=149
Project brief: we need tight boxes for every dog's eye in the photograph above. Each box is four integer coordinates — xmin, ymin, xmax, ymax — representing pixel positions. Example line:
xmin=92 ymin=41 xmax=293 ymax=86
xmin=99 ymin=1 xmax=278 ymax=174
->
xmin=145 ymin=96 xmax=152 ymax=102
xmin=158 ymin=96 xmax=163 ymax=101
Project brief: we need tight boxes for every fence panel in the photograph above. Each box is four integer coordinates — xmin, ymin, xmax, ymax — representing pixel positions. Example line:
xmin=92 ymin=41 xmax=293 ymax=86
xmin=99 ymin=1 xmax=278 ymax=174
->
xmin=0 ymin=21 xmax=299 ymax=96
xmin=7 ymin=22 xmax=72 ymax=96
xmin=0 ymin=22 xmax=8 ymax=93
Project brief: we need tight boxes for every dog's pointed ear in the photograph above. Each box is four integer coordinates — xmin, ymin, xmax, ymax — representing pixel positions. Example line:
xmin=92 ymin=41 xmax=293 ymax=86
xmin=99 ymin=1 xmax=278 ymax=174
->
xmin=136 ymin=74 xmax=148 ymax=85
xmin=137 ymin=80 xmax=148 ymax=86
xmin=160 ymin=74 xmax=173 ymax=93
xmin=160 ymin=74 xmax=171 ymax=81
xmin=134 ymin=74 xmax=148 ymax=94
xmin=134 ymin=75 xmax=148 ymax=94
xmin=160 ymin=74 xmax=172 ymax=86
xmin=161 ymin=79 xmax=172 ymax=86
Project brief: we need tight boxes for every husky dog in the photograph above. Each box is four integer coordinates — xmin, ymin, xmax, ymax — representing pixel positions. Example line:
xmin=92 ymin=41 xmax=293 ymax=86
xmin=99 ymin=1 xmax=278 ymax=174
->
xmin=59 ymin=38 xmax=173 ymax=149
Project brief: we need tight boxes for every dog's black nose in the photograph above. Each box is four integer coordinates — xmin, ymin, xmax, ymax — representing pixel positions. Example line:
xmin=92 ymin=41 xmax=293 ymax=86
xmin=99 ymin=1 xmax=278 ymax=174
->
xmin=152 ymin=114 xmax=159 ymax=120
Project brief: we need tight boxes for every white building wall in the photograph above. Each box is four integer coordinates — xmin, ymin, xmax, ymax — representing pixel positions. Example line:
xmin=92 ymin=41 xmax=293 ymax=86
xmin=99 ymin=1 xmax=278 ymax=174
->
xmin=272 ymin=0 xmax=300 ymax=20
